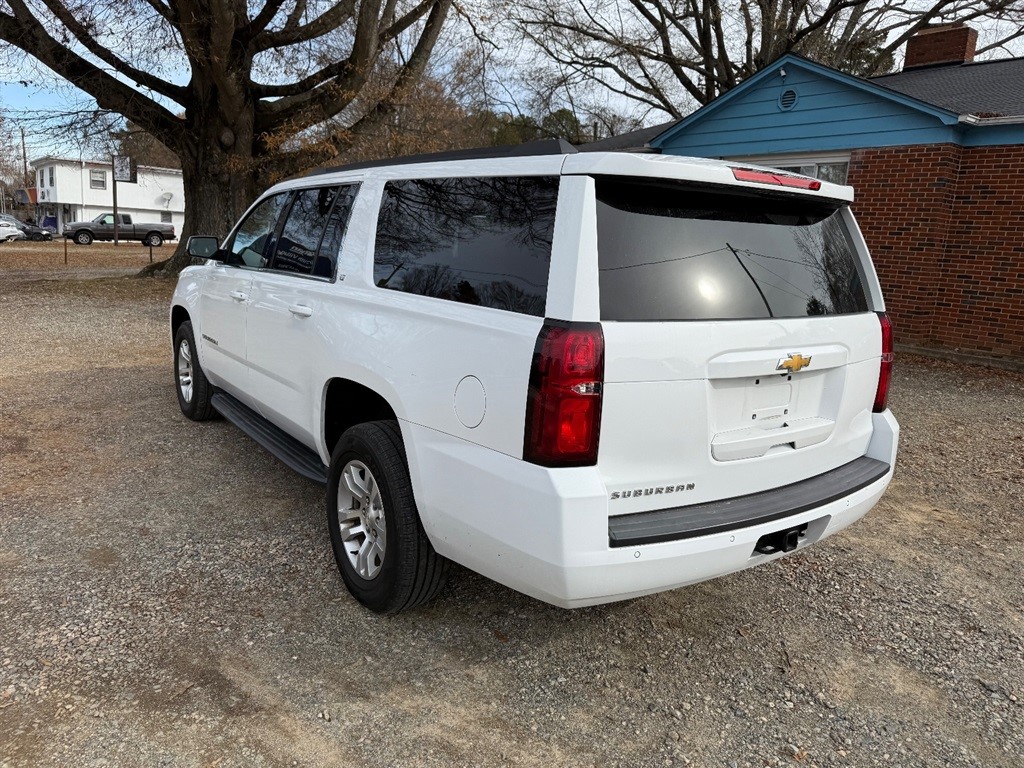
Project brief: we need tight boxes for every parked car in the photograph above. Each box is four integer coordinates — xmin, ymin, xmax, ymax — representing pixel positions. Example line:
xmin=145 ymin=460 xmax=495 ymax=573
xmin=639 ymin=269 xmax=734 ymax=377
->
xmin=170 ymin=141 xmax=899 ymax=614
xmin=0 ymin=223 xmax=26 ymax=242
xmin=64 ymin=213 xmax=174 ymax=246
xmin=14 ymin=221 xmax=52 ymax=241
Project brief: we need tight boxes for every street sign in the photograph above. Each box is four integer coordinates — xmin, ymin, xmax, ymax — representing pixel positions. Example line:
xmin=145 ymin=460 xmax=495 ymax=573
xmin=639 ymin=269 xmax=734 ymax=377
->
xmin=113 ymin=156 xmax=137 ymax=183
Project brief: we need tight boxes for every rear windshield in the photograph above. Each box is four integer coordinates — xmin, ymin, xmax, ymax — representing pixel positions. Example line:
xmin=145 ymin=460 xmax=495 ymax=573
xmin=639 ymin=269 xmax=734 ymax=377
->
xmin=595 ymin=176 xmax=870 ymax=321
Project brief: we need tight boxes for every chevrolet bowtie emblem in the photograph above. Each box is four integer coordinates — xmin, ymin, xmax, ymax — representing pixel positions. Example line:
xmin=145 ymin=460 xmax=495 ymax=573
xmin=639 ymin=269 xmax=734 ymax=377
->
xmin=777 ymin=353 xmax=812 ymax=373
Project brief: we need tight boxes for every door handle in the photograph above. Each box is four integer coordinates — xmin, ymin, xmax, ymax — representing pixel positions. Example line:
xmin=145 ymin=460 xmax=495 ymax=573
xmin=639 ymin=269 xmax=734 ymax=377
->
xmin=230 ymin=290 xmax=248 ymax=302
xmin=288 ymin=304 xmax=313 ymax=318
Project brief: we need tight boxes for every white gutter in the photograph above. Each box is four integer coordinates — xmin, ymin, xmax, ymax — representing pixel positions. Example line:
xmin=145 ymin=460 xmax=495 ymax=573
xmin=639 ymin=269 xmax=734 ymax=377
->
xmin=958 ymin=114 xmax=1024 ymax=125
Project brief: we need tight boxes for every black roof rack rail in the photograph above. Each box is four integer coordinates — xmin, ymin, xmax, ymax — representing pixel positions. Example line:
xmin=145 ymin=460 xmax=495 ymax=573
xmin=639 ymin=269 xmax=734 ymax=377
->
xmin=306 ymin=138 xmax=578 ymax=176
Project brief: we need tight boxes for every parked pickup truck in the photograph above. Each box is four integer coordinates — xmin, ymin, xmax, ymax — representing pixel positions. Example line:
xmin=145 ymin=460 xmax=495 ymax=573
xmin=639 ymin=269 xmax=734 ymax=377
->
xmin=64 ymin=213 xmax=175 ymax=246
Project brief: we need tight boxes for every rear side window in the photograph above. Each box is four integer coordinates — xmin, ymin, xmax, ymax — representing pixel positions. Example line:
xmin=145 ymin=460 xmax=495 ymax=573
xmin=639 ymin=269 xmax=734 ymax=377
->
xmin=373 ymin=176 xmax=558 ymax=316
xmin=595 ymin=177 xmax=869 ymax=321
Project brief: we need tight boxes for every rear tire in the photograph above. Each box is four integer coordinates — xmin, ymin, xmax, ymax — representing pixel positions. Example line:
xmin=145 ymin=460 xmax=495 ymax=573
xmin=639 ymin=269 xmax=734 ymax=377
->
xmin=145 ymin=232 xmax=164 ymax=247
xmin=173 ymin=321 xmax=216 ymax=421
xmin=327 ymin=421 xmax=449 ymax=614
xmin=74 ymin=231 xmax=93 ymax=245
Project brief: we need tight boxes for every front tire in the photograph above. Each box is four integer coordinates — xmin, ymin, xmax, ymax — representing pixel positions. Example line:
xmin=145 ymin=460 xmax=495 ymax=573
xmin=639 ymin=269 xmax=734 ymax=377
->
xmin=327 ymin=421 xmax=449 ymax=614
xmin=145 ymin=232 xmax=164 ymax=247
xmin=74 ymin=231 xmax=93 ymax=245
xmin=173 ymin=321 xmax=216 ymax=421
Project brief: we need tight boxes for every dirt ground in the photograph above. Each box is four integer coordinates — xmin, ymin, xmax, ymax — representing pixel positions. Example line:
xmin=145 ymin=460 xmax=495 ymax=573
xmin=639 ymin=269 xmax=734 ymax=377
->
xmin=0 ymin=238 xmax=168 ymax=279
xmin=1 ymin=244 xmax=1022 ymax=767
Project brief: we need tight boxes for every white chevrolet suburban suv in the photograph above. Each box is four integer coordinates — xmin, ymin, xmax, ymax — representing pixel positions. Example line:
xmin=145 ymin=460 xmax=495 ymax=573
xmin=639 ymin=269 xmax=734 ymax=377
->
xmin=170 ymin=140 xmax=898 ymax=614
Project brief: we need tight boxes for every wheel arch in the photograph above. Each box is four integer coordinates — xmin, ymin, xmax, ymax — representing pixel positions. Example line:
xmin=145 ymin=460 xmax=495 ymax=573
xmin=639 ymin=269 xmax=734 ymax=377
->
xmin=322 ymin=377 xmax=401 ymax=458
xmin=170 ymin=304 xmax=191 ymax=343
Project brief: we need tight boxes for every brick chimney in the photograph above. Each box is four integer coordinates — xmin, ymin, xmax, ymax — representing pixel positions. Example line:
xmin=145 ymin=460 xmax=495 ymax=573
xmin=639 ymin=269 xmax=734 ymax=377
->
xmin=904 ymin=23 xmax=978 ymax=69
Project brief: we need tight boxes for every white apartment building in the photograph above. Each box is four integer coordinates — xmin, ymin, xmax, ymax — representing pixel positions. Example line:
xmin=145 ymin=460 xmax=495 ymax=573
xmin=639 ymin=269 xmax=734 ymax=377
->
xmin=31 ymin=156 xmax=185 ymax=234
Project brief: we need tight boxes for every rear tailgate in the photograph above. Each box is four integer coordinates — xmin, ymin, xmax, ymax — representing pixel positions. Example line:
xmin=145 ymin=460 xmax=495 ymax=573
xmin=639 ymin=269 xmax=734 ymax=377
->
xmin=588 ymin=174 xmax=884 ymax=515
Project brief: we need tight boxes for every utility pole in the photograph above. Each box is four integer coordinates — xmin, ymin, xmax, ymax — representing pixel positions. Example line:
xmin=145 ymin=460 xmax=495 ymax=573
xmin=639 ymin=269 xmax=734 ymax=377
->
xmin=21 ymin=127 xmax=28 ymax=186
xmin=111 ymin=155 xmax=119 ymax=246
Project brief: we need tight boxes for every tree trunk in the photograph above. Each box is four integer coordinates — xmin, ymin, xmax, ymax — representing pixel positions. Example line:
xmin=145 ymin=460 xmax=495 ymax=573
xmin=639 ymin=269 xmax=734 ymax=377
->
xmin=139 ymin=107 xmax=260 ymax=276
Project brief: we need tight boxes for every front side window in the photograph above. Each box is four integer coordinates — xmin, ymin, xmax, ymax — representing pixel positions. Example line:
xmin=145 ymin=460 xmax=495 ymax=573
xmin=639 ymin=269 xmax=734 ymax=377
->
xmin=225 ymin=194 xmax=287 ymax=268
xmin=100 ymin=214 xmax=114 ymax=225
xmin=90 ymin=170 xmax=106 ymax=190
xmin=596 ymin=176 xmax=869 ymax=321
xmin=373 ymin=176 xmax=558 ymax=316
xmin=270 ymin=186 xmax=355 ymax=278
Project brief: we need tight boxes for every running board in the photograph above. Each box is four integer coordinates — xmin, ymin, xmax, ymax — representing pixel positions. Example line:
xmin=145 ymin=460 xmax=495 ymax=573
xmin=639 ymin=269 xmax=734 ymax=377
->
xmin=211 ymin=392 xmax=328 ymax=485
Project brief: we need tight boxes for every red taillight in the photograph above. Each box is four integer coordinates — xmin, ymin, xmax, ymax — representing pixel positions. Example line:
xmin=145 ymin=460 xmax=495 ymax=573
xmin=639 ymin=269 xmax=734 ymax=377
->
xmin=524 ymin=321 xmax=604 ymax=467
xmin=874 ymin=312 xmax=894 ymax=413
xmin=731 ymin=167 xmax=822 ymax=191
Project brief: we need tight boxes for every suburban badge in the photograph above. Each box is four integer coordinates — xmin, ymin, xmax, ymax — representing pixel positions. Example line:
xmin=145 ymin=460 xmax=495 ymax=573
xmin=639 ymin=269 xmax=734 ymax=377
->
xmin=611 ymin=483 xmax=695 ymax=500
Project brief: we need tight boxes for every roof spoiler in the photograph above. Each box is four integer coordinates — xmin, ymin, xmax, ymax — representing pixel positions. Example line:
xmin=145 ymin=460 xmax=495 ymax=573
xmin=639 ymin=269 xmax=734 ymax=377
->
xmin=306 ymin=138 xmax=578 ymax=176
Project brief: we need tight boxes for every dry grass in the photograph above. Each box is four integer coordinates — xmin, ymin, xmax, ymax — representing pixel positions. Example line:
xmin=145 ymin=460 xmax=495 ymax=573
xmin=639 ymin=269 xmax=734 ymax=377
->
xmin=0 ymin=237 xmax=172 ymax=272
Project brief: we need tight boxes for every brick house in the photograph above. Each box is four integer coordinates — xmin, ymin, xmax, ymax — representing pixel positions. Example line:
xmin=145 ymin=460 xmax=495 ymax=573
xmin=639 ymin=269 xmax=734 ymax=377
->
xmin=585 ymin=25 xmax=1024 ymax=363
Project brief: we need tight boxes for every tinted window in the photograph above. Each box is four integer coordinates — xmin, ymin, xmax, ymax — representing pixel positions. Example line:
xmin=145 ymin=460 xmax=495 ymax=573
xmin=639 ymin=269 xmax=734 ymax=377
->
xmin=271 ymin=187 xmax=345 ymax=276
xmin=373 ymin=176 xmax=558 ymax=316
xmin=596 ymin=177 xmax=869 ymax=321
xmin=227 ymin=194 xmax=287 ymax=268
xmin=312 ymin=186 xmax=356 ymax=278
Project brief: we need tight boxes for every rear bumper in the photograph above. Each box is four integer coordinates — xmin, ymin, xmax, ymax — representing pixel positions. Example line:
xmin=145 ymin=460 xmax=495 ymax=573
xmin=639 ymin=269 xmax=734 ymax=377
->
xmin=608 ymin=455 xmax=890 ymax=547
xmin=406 ymin=410 xmax=899 ymax=608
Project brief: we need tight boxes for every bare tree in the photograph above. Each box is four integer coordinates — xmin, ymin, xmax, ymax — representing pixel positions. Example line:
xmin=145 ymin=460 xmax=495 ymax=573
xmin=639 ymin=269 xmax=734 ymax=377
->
xmin=314 ymin=48 xmax=502 ymax=165
xmin=0 ymin=0 xmax=453 ymax=272
xmin=508 ymin=0 xmax=1024 ymax=119
xmin=0 ymin=116 xmax=22 ymax=212
xmin=114 ymin=122 xmax=182 ymax=170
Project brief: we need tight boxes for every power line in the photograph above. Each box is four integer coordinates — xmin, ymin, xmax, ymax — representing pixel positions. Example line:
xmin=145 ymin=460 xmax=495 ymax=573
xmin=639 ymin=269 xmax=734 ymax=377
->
xmin=597 ymin=246 xmax=730 ymax=272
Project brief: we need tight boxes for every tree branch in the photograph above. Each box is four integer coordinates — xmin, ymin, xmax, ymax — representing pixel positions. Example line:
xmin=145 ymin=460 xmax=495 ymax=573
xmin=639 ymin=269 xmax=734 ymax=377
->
xmin=246 ymin=0 xmax=290 ymax=37
xmin=253 ymin=0 xmax=359 ymax=50
xmin=30 ymin=0 xmax=188 ymax=103
xmin=0 ymin=2 xmax=185 ymax=150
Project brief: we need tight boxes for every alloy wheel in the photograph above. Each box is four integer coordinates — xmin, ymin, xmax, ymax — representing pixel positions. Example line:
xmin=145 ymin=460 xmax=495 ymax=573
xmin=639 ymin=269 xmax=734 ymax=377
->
xmin=337 ymin=460 xmax=387 ymax=580
xmin=177 ymin=339 xmax=194 ymax=403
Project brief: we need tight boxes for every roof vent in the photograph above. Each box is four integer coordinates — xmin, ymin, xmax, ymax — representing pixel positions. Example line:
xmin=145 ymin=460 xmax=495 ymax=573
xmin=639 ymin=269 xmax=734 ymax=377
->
xmin=778 ymin=88 xmax=799 ymax=111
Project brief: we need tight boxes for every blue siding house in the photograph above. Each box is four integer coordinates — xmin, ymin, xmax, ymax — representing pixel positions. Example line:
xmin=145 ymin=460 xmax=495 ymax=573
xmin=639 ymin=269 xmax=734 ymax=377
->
xmin=582 ymin=23 xmax=1024 ymax=362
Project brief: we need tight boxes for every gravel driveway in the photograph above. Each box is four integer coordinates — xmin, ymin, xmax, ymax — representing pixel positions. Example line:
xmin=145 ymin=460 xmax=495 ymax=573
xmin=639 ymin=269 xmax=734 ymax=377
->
xmin=1 ymin=258 xmax=1022 ymax=767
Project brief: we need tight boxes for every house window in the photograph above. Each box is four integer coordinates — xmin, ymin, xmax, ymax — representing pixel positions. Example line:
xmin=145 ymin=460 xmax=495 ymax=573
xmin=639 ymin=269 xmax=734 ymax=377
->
xmin=48 ymin=167 xmax=54 ymax=186
xmin=775 ymin=162 xmax=849 ymax=185
xmin=161 ymin=211 xmax=172 ymax=223
xmin=733 ymin=154 xmax=850 ymax=185
xmin=38 ymin=170 xmax=44 ymax=188
xmin=90 ymin=170 xmax=107 ymax=190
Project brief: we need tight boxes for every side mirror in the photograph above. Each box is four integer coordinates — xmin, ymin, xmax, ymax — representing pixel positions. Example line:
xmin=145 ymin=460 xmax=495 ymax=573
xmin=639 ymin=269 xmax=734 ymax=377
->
xmin=187 ymin=235 xmax=222 ymax=260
